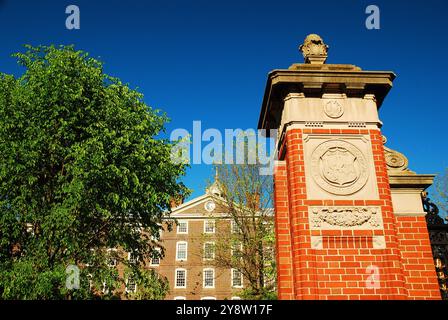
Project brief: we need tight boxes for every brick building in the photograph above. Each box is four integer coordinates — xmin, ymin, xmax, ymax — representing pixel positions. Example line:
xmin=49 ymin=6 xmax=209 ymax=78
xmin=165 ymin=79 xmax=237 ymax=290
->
xmin=154 ymin=180 xmax=246 ymax=300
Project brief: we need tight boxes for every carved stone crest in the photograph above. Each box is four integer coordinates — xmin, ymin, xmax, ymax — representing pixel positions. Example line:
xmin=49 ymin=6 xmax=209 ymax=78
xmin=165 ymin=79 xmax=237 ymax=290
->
xmin=324 ymin=100 xmax=344 ymax=118
xmin=310 ymin=206 xmax=382 ymax=230
xmin=311 ymin=140 xmax=369 ymax=195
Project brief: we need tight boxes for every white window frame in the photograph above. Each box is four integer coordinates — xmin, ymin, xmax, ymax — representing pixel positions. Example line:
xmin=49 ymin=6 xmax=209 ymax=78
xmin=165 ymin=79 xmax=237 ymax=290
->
xmin=231 ymin=220 xmax=240 ymax=234
xmin=201 ymin=296 xmax=216 ymax=300
xmin=203 ymin=242 xmax=215 ymax=260
xmin=150 ymin=247 xmax=161 ymax=266
xmin=125 ymin=277 xmax=137 ymax=294
xmin=176 ymin=241 xmax=188 ymax=261
xmin=174 ymin=296 xmax=186 ymax=300
xmin=102 ymin=281 xmax=109 ymax=294
xmin=177 ymin=220 xmax=189 ymax=234
xmin=231 ymin=242 xmax=243 ymax=260
xmin=106 ymin=248 xmax=117 ymax=267
xmin=203 ymin=268 xmax=215 ymax=289
xmin=231 ymin=268 xmax=243 ymax=288
xmin=128 ymin=252 xmax=139 ymax=264
xmin=175 ymin=268 xmax=187 ymax=289
xmin=204 ymin=220 xmax=215 ymax=234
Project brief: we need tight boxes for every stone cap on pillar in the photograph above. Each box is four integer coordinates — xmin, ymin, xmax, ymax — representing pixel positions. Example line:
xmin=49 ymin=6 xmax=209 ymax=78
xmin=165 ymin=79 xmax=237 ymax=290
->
xmin=258 ymin=34 xmax=396 ymax=133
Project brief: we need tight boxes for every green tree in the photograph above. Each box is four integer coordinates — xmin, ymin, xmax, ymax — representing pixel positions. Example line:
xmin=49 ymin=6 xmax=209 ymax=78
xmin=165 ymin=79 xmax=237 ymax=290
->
xmin=0 ymin=45 xmax=188 ymax=299
xmin=204 ymin=135 xmax=277 ymax=300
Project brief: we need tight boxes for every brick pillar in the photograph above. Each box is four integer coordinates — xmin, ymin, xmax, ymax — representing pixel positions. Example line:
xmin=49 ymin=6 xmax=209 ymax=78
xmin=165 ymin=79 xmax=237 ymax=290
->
xmin=263 ymin=35 xmax=440 ymax=300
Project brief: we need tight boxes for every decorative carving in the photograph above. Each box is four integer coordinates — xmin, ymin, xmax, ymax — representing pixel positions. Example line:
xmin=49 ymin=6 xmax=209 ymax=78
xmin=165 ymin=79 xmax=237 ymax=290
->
xmin=311 ymin=140 xmax=369 ymax=195
xmin=382 ymin=136 xmax=415 ymax=175
xmin=299 ymin=34 xmax=329 ymax=65
xmin=324 ymin=100 xmax=344 ymax=118
xmin=310 ymin=206 xmax=381 ymax=229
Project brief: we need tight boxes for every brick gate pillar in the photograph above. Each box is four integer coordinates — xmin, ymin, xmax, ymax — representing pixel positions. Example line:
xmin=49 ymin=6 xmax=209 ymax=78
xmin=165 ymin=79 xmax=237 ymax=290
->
xmin=261 ymin=35 xmax=440 ymax=300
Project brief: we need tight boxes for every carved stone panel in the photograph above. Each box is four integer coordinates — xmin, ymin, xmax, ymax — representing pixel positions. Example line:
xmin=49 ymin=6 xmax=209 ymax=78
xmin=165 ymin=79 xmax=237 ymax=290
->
xmin=310 ymin=140 xmax=369 ymax=195
xmin=309 ymin=206 xmax=384 ymax=230
xmin=303 ymin=134 xmax=379 ymax=200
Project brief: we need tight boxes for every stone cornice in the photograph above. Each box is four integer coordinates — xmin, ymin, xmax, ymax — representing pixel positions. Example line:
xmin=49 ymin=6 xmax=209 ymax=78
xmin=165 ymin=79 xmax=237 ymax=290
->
xmin=258 ymin=67 xmax=396 ymax=133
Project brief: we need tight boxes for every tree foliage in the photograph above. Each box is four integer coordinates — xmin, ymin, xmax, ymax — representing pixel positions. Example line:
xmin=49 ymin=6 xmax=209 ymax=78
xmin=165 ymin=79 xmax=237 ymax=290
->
xmin=206 ymin=146 xmax=276 ymax=299
xmin=0 ymin=45 xmax=188 ymax=299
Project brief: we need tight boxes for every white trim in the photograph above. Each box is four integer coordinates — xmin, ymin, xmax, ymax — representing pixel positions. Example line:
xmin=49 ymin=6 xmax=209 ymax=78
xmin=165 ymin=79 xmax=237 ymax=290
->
xmin=106 ymin=248 xmax=117 ymax=267
xmin=169 ymin=194 xmax=210 ymax=214
xmin=203 ymin=268 xmax=215 ymax=289
xmin=231 ymin=242 xmax=243 ymax=259
xmin=231 ymin=268 xmax=243 ymax=288
xmin=125 ymin=277 xmax=137 ymax=293
xmin=204 ymin=220 xmax=215 ymax=234
xmin=203 ymin=242 xmax=215 ymax=260
xmin=149 ymin=247 xmax=161 ymax=266
xmin=201 ymin=296 xmax=216 ymax=300
xmin=231 ymin=220 xmax=240 ymax=234
xmin=176 ymin=220 xmax=189 ymax=234
xmin=174 ymin=296 xmax=186 ymax=300
xmin=175 ymin=268 xmax=187 ymax=289
xmin=176 ymin=241 xmax=188 ymax=261
xmin=128 ymin=252 xmax=138 ymax=264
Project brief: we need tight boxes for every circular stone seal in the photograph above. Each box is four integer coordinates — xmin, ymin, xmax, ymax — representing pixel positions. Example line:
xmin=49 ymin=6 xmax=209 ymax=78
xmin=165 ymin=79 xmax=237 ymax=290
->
xmin=310 ymin=140 xmax=369 ymax=195
xmin=324 ymin=100 xmax=344 ymax=118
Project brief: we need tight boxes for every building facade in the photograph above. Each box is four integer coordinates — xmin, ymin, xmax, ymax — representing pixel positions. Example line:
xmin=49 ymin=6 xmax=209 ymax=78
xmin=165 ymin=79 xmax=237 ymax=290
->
xmin=155 ymin=182 xmax=245 ymax=300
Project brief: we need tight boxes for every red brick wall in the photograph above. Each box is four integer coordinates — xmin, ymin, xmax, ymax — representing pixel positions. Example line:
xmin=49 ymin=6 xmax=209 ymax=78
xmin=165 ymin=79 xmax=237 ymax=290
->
xmin=273 ymin=128 xmax=440 ymax=300
xmin=396 ymin=216 xmax=441 ymax=299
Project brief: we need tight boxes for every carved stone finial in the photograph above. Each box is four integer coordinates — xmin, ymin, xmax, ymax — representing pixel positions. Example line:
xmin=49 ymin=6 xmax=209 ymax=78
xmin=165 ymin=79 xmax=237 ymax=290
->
xmin=299 ymin=34 xmax=329 ymax=64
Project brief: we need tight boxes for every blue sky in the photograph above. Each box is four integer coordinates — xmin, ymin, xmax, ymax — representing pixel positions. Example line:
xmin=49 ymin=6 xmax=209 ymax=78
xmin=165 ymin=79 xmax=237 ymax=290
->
xmin=0 ymin=0 xmax=447 ymax=205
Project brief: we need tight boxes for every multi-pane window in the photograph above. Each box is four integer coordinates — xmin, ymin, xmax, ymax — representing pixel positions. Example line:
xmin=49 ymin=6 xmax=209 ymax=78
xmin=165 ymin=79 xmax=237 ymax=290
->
xmin=231 ymin=220 xmax=241 ymax=234
xmin=107 ymin=248 xmax=117 ymax=267
xmin=176 ymin=242 xmax=188 ymax=261
xmin=175 ymin=269 xmax=187 ymax=288
xmin=203 ymin=242 xmax=215 ymax=260
xmin=232 ymin=268 xmax=243 ymax=288
xmin=203 ymin=268 xmax=215 ymax=288
xmin=204 ymin=220 xmax=215 ymax=234
xmin=177 ymin=221 xmax=188 ymax=234
xmin=128 ymin=252 xmax=139 ymax=264
xmin=231 ymin=242 xmax=243 ymax=260
xmin=126 ymin=277 xmax=137 ymax=293
xmin=150 ymin=248 xmax=161 ymax=266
